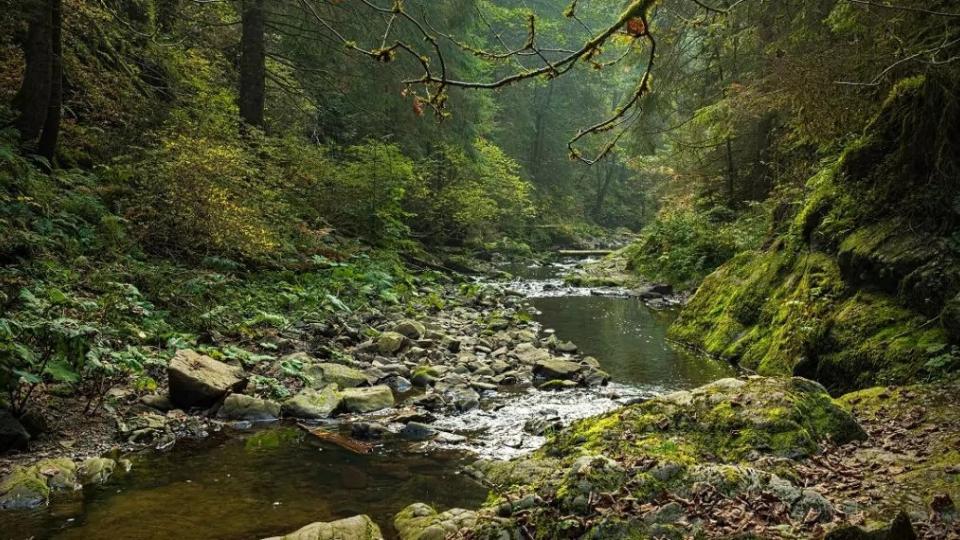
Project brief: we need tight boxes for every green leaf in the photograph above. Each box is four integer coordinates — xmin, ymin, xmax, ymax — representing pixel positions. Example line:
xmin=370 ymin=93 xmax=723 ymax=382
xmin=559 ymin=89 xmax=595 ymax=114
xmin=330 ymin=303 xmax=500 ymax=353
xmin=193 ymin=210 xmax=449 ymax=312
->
xmin=44 ymin=360 xmax=81 ymax=383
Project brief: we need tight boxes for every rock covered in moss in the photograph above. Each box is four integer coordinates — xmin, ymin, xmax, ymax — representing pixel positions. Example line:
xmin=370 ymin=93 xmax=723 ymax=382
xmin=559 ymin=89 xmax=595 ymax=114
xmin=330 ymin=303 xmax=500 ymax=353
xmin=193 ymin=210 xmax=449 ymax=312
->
xmin=168 ymin=349 xmax=247 ymax=409
xmin=305 ymin=362 xmax=368 ymax=389
xmin=218 ymin=394 xmax=281 ymax=421
xmin=455 ymin=377 xmax=871 ymax=539
xmin=261 ymin=514 xmax=384 ymax=540
xmin=0 ymin=458 xmax=79 ymax=509
xmin=377 ymin=332 xmax=407 ymax=354
xmin=282 ymin=385 xmax=341 ymax=419
xmin=340 ymin=385 xmax=395 ymax=413
xmin=393 ymin=503 xmax=478 ymax=540
xmin=78 ymin=457 xmax=116 ymax=485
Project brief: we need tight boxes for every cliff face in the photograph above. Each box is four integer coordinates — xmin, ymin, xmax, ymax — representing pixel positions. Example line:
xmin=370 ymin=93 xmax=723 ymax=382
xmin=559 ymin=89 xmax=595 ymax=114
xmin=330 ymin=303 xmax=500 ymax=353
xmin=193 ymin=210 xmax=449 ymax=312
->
xmin=670 ymin=76 xmax=960 ymax=393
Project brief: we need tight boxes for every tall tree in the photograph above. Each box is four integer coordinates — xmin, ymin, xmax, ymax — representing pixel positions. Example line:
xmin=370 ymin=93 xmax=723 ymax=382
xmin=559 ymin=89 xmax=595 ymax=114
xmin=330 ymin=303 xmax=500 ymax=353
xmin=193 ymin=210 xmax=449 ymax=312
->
xmin=239 ymin=0 xmax=266 ymax=129
xmin=13 ymin=0 xmax=62 ymax=162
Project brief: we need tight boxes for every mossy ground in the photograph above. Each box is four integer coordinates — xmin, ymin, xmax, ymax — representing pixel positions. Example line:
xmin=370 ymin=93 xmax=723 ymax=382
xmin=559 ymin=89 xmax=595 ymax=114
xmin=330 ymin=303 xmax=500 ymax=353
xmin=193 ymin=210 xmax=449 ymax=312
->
xmin=668 ymin=78 xmax=960 ymax=394
xmin=456 ymin=377 xmax=886 ymax=539
xmin=441 ymin=377 xmax=960 ymax=539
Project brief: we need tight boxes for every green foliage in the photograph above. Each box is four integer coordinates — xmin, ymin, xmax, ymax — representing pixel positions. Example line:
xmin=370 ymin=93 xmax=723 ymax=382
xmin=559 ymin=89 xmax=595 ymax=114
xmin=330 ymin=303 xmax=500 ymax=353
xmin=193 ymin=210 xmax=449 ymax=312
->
xmin=625 ymin=203 xmax=767 ymax=288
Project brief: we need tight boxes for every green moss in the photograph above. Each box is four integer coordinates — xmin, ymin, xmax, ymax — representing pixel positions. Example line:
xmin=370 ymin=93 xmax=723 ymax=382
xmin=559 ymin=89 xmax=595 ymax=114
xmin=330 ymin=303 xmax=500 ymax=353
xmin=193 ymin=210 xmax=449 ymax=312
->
xmin=0 ymin=458 xmax=79 ymax=509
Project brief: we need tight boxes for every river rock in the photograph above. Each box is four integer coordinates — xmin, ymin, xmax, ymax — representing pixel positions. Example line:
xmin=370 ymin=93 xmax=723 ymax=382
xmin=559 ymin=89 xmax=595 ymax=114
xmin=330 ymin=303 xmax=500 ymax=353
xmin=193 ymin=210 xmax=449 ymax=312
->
xmin=218 ymin=394 xmax=280 ymax=421
xmin=282 ymin=385 xmax=341 ymax=419
xmin=167 ymin=349 xmax=247 ymax=409
xmin=341 ymin=385 xmax=395 ymax=413
xmin=0 ymin=458 xmax=78 ymax=509
xmin=393 ymin=320 xmax=426 ymax=340
xmin=400 ymin=421 xmax=437 ymax=441
xmin=554 ymin=340 xmax=578 ymax=353
xmin=140 ymin=393 xmax=174 ymax=411
xmin=449 ymin=387 xmax=480 ymax=412
xmin=394 ymin=503 xmax=478 ymax=540
xmin=533 ymin=358 xmax=582 ymax=381
xmin=262 ymin=514 xmax=384 ymax=540
xmin=351 ymin=422 xmax=387 ymax=439
xmin=512 ymin=342 xmax=551 ymax=364
xmin=377 ymin=332 xmax=407 ymax=354
xmin=78 ymin=457 xmax=116 ymax=485
xmin=306 ymin=362 xmax=367 ymax=389
xmin=0 ymin=409 xmax=30 ymax=452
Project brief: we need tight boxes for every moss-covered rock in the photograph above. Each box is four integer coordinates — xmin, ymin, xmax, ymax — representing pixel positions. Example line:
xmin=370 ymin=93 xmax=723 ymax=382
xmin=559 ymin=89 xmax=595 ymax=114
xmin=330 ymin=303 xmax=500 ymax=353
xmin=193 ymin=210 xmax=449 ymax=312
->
xmin=339 ymin=385 xmax=395 ymax=413
xmin=78 ymin=457 xmax=117 ymax=485
xmin=0 ymin=458 xmax=79 ymax=509
xmin=393 ymin=503 xmax=479 ymax=540
xmin=282 ymin=385 xmax=341 ymax=419
xmin=261 ymin=514 xmax=384 ymax=540
xmin=218 ymin=394 xmax=281 ymax=421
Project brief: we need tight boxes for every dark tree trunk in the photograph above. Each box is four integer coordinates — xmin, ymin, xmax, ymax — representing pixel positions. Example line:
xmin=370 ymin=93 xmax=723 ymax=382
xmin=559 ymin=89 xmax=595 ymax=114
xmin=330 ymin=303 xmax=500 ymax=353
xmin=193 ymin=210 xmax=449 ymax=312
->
xmin=157 ymin=0 xmax=181 ymax=33
xmin=239 ymin=0 xmax=266 ymax=129
xmin=37 ymin=0 xmax=62 ymax=162
xmin=725 ymin=136 xmax=737 ymax=205
xmin=529 ymin=83 xmax=554 ymax=182
xmin=13 ymin=0 xmax=54 ymax=146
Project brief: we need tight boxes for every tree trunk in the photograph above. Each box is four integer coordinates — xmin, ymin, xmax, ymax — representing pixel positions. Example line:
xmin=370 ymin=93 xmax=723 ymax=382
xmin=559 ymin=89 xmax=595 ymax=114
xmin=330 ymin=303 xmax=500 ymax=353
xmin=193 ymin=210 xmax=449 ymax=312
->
xmin=239 ymin=0 xmax=266 ymax=129
xmin=725 ymin=136 xmax=737 ymax=206
xmin=529 ymin=83 xmax=554 ymax=182
xmin=13 ymin=0 xmax=54 ymax=146
xmin=37 ymin=0 xmax=62 ymax=162
xmin=156 ymin=0 xmax=181 ymax=32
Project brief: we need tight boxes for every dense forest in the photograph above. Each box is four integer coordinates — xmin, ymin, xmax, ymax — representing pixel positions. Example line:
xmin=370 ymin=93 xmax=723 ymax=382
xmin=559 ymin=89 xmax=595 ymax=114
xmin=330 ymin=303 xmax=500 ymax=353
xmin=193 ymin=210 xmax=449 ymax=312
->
xmin=0 ymin=1 xmax=958 ymax=539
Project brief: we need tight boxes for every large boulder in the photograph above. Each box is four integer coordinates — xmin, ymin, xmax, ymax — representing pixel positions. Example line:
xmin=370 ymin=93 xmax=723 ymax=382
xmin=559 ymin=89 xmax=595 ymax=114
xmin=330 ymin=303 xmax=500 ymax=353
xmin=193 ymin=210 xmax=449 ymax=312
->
xmin=305 ymin=363 xmax=367 ymax=389
xmin=394 ymin=503 xmax=478 ymax=540
xmin=0 ymin=409 xmax=30 ymax=453
xmin=262 ymin=515 xmax=384 ymax=540
xmin=340 ymin=386 xmax=395 ymax=413
xmin=282 ymin=386 xmax=342 ymax=419
xmin=0 ymin=458 xmax=78 ymax=509
xmin=167 ymin=350 xmax=247 ymax=409
xmin=218 ymin=394 xmax=281 ymax=422
xmin=533 ymin=359 xmax=582 ymax=381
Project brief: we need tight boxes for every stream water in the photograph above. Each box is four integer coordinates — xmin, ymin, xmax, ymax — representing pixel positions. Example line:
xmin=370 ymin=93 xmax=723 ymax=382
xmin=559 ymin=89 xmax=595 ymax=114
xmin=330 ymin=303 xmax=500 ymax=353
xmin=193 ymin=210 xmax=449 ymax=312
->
xmin=2 ymin=258 xmax=733 ymax=540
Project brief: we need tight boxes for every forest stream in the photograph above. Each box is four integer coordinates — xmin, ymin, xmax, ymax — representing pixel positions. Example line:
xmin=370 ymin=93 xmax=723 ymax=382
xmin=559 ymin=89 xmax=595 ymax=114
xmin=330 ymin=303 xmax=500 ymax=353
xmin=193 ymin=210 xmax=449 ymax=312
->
xmin=1 ymin=258 xmax=733 ymax=540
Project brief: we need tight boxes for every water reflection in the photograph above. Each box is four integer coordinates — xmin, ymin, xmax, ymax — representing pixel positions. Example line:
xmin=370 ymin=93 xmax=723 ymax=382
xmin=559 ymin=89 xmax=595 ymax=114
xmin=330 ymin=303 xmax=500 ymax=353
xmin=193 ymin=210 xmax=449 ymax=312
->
xmin=530 ymin=295 xmax=733 ymax=389
xmin=2 ymin=427 xmax=487 ymax=540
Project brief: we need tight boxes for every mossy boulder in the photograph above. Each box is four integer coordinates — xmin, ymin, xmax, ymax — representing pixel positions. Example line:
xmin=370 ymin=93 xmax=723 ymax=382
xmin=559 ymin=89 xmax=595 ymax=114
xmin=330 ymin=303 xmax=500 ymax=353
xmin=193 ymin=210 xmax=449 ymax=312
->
xmin=340 ymin=385 xmax=395 ymax=413
xmin=377 ymin=332 xmax=407 ymax=355
xmin=218 ymin=394 xmax=281 ymax=422
xmin=549 ymin=377 xmax=865 ymax=463
xmin=282 ymin=385 xmax=341 ymax=419
xmin=78 ymin=457 xmax=117 ymax=485
xmin=305 ymin=362 xmax=367 ymax=389
xmin=261 ymin=514 xmax=384 ymax=540
xmin=0 ymin=458 xmax=79 ymax=509
xmin=393 ymin=503 xmax=478 ymax=540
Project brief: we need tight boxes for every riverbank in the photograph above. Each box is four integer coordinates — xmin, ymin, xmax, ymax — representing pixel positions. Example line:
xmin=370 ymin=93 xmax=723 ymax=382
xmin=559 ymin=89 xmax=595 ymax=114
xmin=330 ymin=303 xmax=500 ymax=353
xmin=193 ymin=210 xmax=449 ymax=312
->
xmin=390 ymin=377 xmax=960 ymax=539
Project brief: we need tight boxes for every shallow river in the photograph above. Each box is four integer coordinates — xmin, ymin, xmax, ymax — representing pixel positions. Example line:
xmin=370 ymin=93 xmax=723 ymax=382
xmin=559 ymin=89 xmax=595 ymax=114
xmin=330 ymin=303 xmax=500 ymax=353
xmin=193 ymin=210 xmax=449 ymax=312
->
xmin=3 ymin=259 xmax=733 ymax=539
